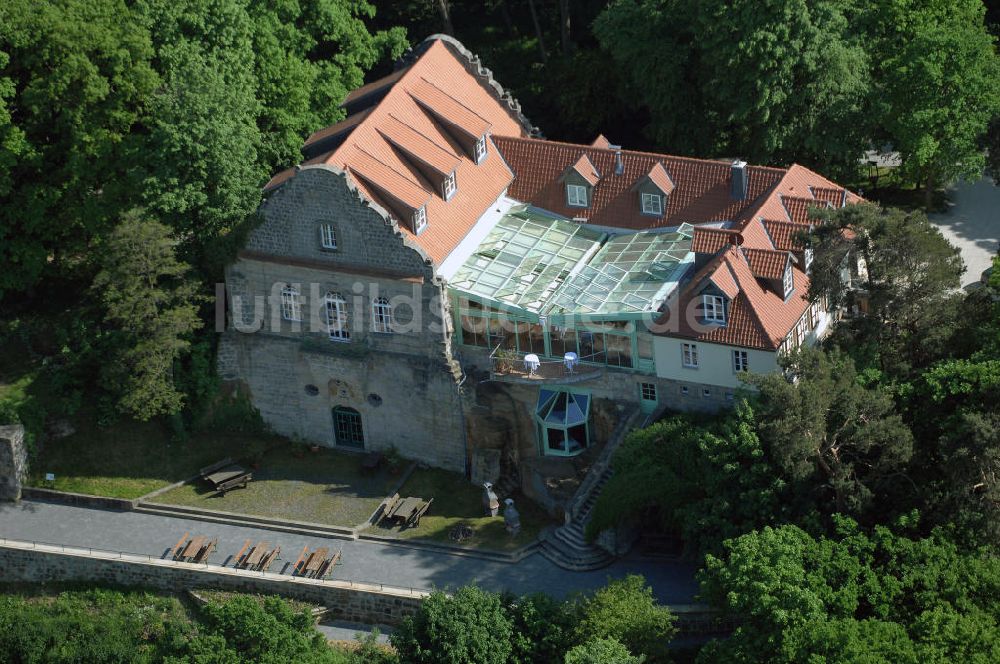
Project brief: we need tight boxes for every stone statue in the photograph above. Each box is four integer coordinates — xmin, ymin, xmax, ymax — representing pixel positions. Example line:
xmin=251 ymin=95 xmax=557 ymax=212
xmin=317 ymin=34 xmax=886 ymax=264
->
xmin=483 ymin=481 xmax=499 ymax=517
xmin=504 ymin=498 xmax=521 ymax=536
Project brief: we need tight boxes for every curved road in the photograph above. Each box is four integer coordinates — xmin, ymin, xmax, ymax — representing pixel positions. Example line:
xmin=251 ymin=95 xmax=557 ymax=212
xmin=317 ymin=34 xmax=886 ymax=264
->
xmin=0 ymin=499 xmax=699 ymax=604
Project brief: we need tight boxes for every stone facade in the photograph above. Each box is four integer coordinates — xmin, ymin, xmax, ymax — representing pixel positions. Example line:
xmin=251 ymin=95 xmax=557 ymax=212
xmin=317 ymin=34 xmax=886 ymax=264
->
xmin=0 ymin=424 xmax=27 ymax=502
xmin=220 ymin=166 xmax=467 ymax=471
xmin=0 ymin=539 xmax=423 ymax=627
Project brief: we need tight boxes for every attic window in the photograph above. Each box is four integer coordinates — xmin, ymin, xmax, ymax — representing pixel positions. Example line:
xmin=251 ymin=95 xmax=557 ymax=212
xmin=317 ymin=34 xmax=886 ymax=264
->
xmin=703 ymin=294 xmax=725 ymax=325
xmin=413 ymin=205 xmax=427 ymax=234
xmin=474 ymin=135 xmax=488 ymax=163
xmin=319 ymin=223 xmax=337 ymax=250
xmin=567 ymin=184 xmax=588 ymax=207
xmin=442 ymin=171 xmax=457 ymax=201
xmin=641 ymin=192 xmax=663 ymax=215
xmin=804 ymin=247 xmax=814 ymax=271
xmin=783 ymin=262 xmax=794 ymax=298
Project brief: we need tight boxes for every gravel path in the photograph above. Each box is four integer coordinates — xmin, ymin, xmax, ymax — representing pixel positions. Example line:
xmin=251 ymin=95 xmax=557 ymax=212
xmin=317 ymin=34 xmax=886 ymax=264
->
xmin=929 ymin=177 xmax=999 ymax=286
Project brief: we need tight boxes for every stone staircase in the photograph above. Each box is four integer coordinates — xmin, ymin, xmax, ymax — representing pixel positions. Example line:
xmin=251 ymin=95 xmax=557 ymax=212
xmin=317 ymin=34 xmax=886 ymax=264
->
xmin=538 ymin=408 xmax=643 ymax=571
xmin=539 ymin=466 xmax=615 ymax=571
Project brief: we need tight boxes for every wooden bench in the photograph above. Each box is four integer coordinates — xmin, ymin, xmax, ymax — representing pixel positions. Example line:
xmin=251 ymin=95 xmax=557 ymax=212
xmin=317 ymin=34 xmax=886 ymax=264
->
xmin=408 ymin=498 xmax=434 ymax=528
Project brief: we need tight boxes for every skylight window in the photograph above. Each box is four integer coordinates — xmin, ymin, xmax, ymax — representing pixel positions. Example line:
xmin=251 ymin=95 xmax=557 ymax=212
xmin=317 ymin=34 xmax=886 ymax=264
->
xmin=567 ymin=184 xmax=588 ymax=207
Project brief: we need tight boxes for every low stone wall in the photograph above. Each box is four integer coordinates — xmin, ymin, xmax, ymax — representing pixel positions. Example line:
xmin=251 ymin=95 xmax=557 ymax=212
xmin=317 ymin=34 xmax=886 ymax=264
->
xmin=0 ymin=538 xmax=425 ymax=627
xmin=21 ymin=487 xmax=138 ymax=511
xmin=0 ymin=424 xmax=27 ymax=501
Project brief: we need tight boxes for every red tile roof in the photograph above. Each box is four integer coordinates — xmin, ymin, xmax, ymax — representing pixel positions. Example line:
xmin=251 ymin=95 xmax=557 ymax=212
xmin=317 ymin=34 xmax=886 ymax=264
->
xmin=493 ymin=136 xmax=786 ymax=230
xmin=349 ymin=148 xmax=432 ymax=210
xmin=657 ymin=245 xmax=810 ymax=351
xmin=810 ymin=186 xmax=846 ymax=208
xmin=264 ymin=38 xmax=530 ymax=264
xmin=567 ymin=153 xmax=601 ymax=186
xmin=761 ymin=218 xmax=809 ymax=251
xmin=743 ymin=247 xmax=791 ymax=280
xmin=342 ymin=68 xmax=410 ymax=108
xmin=692 ymin=227 xmax=743 ymax=254
xmin=782 ymin=195 xmax=830 ymax=225
xmin=409 ymin=77 xmax=492 ymax=139
xmin=645 ymin=162 xmax=675 ymax=195
xmin=591 ymin=134 xmax=612 ymax=148
xmin=377 ymin=114 xmax=460 ymax=176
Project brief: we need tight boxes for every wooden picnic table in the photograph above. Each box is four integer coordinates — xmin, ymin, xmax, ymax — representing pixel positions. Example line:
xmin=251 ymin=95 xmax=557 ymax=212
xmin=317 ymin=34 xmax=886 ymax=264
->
xmin=388 ymin=497 xmax=423 ymax=523
xmin=304 ymin=547 xmax=329 ymax=575
xmin=180 ymin=535 xmax=206 ymax=560
xmin=244 ymin=541 xmax=270 ymax=568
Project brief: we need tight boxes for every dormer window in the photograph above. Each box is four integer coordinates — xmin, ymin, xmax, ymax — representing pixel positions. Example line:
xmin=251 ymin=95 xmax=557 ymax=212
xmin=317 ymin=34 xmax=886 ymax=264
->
xmin=413 ymin=205 xmax=427 ymax=233
xmin=703 ymin=294 xmax=726 ymax=324
xmin=567 ymin=184 xmax=588 ymax=207
xmin=641 ymin=192 xmax=663 ymax=215
xmin=474 ymin=135 xmax=488 ymax=163
xmin=783 ymin=262 xmax=794 ymax=298
xmin=319 ymin=223 xmax=337 ymax=250
xmin=442 ymin=171 xmax=457 ymax=200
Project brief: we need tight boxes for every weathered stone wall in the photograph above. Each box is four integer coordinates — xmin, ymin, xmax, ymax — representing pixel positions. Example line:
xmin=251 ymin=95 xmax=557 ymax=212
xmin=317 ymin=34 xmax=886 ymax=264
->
xmin=0 ymin=539 xmax=423 ymax=627
xmin=220 ymin=166 xmax=466 ymax=471
xmin=0 ymin=424 xmax=27 ymax=502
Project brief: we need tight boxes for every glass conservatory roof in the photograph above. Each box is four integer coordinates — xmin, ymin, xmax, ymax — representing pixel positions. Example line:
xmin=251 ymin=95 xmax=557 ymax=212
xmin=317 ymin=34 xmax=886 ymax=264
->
xmin=536 ymin=389 xmax=590 ymax=427
xmin=450 ymin=204 xmax=694 ymax=317
xmin=449 ymin=206 xmax=604 ymax=314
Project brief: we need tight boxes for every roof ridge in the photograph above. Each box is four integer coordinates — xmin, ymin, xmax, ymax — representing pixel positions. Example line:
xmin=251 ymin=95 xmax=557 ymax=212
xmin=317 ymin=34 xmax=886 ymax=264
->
xmin=493 ymin=135 xmax=789 ymax=174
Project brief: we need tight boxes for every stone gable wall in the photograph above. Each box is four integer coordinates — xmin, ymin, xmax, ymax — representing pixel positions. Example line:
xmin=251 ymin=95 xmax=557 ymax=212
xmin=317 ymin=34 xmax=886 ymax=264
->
xmin=221 ymin=166 xmax=466 ymax=470
xmin=249 ymin=166 xmax=432 ymax=278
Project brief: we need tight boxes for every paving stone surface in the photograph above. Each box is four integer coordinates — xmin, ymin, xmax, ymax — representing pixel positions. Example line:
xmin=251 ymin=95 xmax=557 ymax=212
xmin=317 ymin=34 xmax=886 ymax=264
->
xmin=0 ymin=500 xmax=699 ymax=603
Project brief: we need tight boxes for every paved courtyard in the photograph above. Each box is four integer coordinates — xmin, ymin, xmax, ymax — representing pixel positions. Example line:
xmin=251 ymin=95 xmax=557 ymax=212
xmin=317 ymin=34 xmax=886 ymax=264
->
xmin=929 ymin=176 xmax=999 ymax=286
xmin=0 ymin=500 xmax=699 ymax=604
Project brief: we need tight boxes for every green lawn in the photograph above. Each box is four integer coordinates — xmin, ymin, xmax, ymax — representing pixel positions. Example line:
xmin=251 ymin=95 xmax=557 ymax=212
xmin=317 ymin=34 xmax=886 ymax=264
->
xmin=150 ymin=444 xmax=395 ymax=527
xmin=28 ymin=420 xmax=282 ymax=499
xmin=376 ymin=468 xmax=554 ymax=551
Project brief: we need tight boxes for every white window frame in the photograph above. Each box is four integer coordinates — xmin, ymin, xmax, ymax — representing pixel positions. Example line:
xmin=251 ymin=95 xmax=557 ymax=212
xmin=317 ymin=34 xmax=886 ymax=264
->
xmin=703 ymin=294 xmax=726 ymax=324
xmin=413 ymin=206 xmax=427 ymax=233
xmin=804 ymin=246 xmax=814 ymax=271
xmin=372 ymin=297 xmax=393 ymax=334
xmin=783 ymin=262 xmax=794 ymax=298
xmin=319 ymin=223 xmax=337 ymax=250
xmin=280 ymin=285 xmax=301 ymax=321
xmin=733 ymin=349 xmax=749 ymax=373
xmin=325 ymin=292 xmax=350 ymax=341
xmin=641 ymin=192 xmax=663 ymax=215
xmin=567 ymin=184 xmax=588 ymax=207
xmin=809 ymin=302 xmax=820 ymax=328
xmin=474 ymin=135 xmax=488 ymax=163
xmin=442 ymin=171 xmax=457 ymax=201
xmin=682 ymin=343 xmax=699 ymax=368
xmin=640 ymin=382 xmax=657 ymax=402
